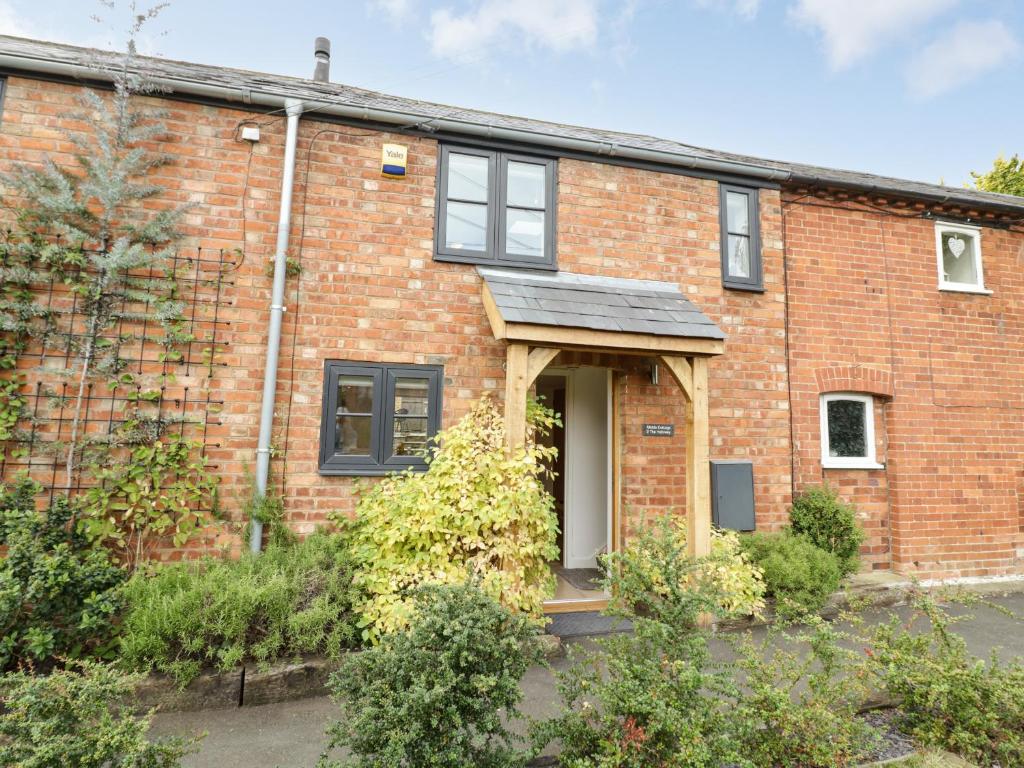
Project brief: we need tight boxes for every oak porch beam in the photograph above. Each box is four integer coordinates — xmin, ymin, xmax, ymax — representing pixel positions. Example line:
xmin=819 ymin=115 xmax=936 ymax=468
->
xmin=658 ymin=354 xmax=693 ymax=402
xmin=527 ymin=347 xmax=560 ymax=387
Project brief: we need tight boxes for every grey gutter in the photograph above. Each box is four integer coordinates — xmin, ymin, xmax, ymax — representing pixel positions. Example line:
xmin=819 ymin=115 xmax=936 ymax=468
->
xmin=0 ymin=49 xmax=789 ymax=184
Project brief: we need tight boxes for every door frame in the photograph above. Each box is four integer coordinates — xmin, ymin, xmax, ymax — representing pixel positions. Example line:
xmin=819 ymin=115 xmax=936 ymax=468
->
xmin=543 ymin=366 xmax=617 ymax=611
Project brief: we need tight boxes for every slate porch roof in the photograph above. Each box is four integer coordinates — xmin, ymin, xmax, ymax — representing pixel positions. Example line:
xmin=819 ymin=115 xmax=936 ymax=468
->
xmin=478 ymin=267 xmax=725 ymax=340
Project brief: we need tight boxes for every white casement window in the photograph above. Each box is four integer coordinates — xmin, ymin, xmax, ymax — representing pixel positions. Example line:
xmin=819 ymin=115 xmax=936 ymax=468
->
xmin=935 ymin=222 xmax=988 ymax=294
xmin=819 ymin=393 xmax=882 ymax=469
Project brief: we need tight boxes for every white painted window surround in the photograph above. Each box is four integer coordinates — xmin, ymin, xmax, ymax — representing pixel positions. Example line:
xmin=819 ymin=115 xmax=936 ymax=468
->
xmin=935 ymin=221 xmax=990 ymax=294
xmin=819 ymin=393 xmax=883 ymax=470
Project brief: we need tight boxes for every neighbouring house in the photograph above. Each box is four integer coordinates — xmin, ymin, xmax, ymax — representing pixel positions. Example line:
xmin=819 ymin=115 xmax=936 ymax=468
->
xmin=0 ymin=35 xmax=1022 ymax=612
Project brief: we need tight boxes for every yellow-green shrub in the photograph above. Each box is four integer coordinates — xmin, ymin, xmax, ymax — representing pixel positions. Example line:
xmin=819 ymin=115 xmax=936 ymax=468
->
xmin=340 ymin=397 xmax=559 ymax=641
xmin=607 ymin=515 xmax=766 ymax=621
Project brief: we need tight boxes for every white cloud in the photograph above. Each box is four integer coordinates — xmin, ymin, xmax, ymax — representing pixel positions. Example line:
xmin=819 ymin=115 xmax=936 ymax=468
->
xmin=906 ymin=19 xmax=1020 ymax=99
xmin=695 ymin=0 xmax=761 ymax=21
xmin=789 ymin=0 xmax=959 ymax=70
xmin=429 ymin=0 xmax=600 ymax=61
xmin=370 ymin=0 xmax=413 ymax=22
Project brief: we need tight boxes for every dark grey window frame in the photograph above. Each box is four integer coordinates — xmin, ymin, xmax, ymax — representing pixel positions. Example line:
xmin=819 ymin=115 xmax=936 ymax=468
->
xmin=318 ymin=361 xmax=443 ymax=476
xmin=435 ymin=144 xmax=558 ymax=270
xmin=0 ymin=78 xmax=7 ymax=128
xmin=719 ymin=183 xmax=763 ymax=292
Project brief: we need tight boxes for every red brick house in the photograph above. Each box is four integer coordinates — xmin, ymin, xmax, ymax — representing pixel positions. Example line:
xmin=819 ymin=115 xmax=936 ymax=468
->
xmin=0 ymin=36 xmax=1021 ymax=610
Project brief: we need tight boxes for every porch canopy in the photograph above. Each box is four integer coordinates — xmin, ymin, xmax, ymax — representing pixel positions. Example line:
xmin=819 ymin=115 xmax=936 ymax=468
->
xmin=478 ymin=267 xmax=725 ymax=560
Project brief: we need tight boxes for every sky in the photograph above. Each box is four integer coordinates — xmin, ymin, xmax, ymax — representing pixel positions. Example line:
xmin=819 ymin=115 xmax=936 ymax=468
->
xmin=1 ymin=0 xmax=1022 ymax=188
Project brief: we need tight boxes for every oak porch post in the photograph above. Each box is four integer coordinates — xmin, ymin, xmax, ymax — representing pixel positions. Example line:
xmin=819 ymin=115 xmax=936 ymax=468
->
xmin=504 ymin=342 xmax=530 ymax=450
xmin=686 ymin=356 xmax=711 ymax=560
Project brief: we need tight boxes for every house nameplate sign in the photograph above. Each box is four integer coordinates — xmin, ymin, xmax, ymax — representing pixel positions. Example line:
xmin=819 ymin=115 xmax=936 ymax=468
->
xmin=642 ymin=423 xmax=675 ymax=437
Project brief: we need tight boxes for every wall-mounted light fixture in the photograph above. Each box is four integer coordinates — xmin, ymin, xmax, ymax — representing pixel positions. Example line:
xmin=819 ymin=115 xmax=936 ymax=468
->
xmin=649 ymin=359 xmax=659 ymax=385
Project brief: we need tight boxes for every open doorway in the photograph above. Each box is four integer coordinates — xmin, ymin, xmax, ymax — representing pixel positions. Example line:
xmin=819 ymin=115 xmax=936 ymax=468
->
xmin=536 ymin=368 xmax=611 ymax=604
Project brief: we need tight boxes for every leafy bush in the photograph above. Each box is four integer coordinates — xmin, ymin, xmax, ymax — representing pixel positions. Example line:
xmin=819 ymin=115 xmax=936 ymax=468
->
xmin=789 ymin=485 xmax=865 ymax=576
xmin=538 ymin=535 xmax=872 ymax=768
xmin=603 ymin=516 xmax=765 ymax=623
xmin=740 ymin=531 xmax=842 ymax=618
xmin=868 ymin=591 xmax=1024 ymax=766
xmin=0 ymin=660 xmax=197 ymax=767
xmin=535 ymin=578 xmax=743 ymax=767
xmin=343 ymin=397 xmax=559 ymax=641
xmin=320 ymin=583 xmax=539 ymax=768
xmin=730 ymin=617 xmax=878 ymax=767
xmin=119 ymin=532 xmax=361 ymax=685
xmin=0 ymin=478 xmax=125 ymax=672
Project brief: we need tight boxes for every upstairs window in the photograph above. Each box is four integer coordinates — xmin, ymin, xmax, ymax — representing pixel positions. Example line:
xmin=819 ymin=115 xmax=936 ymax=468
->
xmin=436 ymin=145 xmax=557 ymax=269
xmin=819 ymin=393 xmax=880 ymax=470
xmin=935 ymin=222 xmax=987 ymax=294
xmin=719 ymin=184 xmax=763 ymax=291
xmin=319 ymin=361 xmax=443 ymax=476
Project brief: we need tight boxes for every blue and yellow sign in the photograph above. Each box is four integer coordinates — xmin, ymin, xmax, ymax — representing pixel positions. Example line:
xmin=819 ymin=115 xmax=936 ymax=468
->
xmin=381 ymin=144 xmax=408 ymax=178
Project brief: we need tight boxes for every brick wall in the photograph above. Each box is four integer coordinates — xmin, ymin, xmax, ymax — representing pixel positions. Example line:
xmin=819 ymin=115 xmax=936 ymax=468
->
xmin=9 ymin=73 xmax=1023 ymax=577
xmin=784 ymin=192 xmax=1024 ymax=577
xmin=0 ymin=75 xmax=794 ymax=558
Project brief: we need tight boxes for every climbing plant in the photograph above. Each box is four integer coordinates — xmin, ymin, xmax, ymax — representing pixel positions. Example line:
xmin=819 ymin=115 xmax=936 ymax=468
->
xmin=0 ymin=2 xmax=222 ymax=565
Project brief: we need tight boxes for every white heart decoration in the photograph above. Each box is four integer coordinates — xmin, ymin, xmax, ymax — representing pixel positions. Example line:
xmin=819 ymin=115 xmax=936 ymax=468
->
xmin=948 ymin=236 xmax=966 ymax=258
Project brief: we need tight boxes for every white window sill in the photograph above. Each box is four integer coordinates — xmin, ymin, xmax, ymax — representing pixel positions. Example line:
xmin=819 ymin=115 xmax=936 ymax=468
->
xmin=822 ymin=460 xmax=885 ymax=470
xmin=939 ymin=284 xmax=992 ymax=295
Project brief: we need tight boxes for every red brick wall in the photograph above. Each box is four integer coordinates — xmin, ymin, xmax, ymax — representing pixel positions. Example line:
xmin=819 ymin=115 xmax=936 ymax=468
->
xmin=784 ymin=192 xmax=1024 ymax=577
xmin=0 ymin=74 xmax=794 ymax=559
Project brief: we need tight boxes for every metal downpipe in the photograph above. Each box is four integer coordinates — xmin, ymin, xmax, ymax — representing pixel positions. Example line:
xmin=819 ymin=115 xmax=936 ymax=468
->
xmin=251 ymin=98 xmax=303 ymax=553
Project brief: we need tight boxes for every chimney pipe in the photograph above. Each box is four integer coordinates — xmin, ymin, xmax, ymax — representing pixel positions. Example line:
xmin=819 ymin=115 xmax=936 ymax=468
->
xmin=313 ymin=37 xmax=331 ymax=82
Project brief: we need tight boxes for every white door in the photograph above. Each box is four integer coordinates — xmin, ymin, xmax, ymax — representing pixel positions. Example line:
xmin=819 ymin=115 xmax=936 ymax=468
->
xmin=563 ymin=367 xmax=611 ymax=570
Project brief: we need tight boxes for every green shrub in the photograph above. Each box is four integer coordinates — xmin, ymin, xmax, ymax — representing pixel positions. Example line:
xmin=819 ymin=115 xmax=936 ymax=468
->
xmin=535 ymin=574 xmax=744 ymax=767
xmin=320 ymin=583 xmax=539 ymax=768
xmin=789 ymin=485 xmax=865 ymax=576
xmin=730 ymin=617 xmax=878 ymax=767
xmin=0 ymin=660 xmax=197 ymax=767
xmin=603 ymin=516 xmax=765 ymax=624
xmin=343 ymin=397 xmax=559 ymax=641
xmin=740 ymin=531 xmax=842 ymax=618
xmin=119 ymin=532 xmax=360 ymax=685
xmin=868 ymin=591 xmax=1024 ymax=766
xmin=0 ymin=478 xmax=125 ymax=672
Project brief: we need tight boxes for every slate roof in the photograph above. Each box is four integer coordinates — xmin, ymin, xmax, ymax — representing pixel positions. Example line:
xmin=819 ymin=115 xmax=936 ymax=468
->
xmin=479 ymin=267 xmax=725 ymax=340
xmin=1 ymin=35 xmax=1022 ymax=215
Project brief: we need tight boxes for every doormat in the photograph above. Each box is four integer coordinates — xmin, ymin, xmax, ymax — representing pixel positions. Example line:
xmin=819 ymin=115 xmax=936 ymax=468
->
xmin=546 ymin=611 xmax=632 ymax=638
xmin=557 ymin=567 xmax=604 ymax=591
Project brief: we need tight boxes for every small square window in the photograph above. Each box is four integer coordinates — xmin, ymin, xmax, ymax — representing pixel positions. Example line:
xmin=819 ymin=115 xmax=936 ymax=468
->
xmin=720 ymin=184 xmax=763 ymax=291
xmin=935 ymin=222 xmax=988 ymax=294
xmin=319 ymin=361 xmax=443 ymax=475
xmin=435 ymin=145 xmax=557 ymax=269
xmin=819 ymin=393 xmax=881 ymax=470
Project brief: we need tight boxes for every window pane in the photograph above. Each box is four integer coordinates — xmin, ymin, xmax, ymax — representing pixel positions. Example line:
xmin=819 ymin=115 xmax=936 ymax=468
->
xmin=827 ymin=400 xmax=867 ymax=458
xmin=394 ymin=377 xmax=430 ymax=418
xmin=505 ymin=208 xmax=545 ymax=259
xmin=447 ymin=153 xmax=489 ymax=202
xmin=445 ymin=201 xmax=488 ymax=251
xmin=726 ymin=191 xmax=750 ymax=235
xmin=728 ymin=235 xmax=751 ymax=278
xmin=338 ymin=375 xmax=373 ymax=414
xmin=335 ymin=415 xmax=372 ymax=455
xmin=392 ymin=416 xmax=429 ymax=456
xmin=941 ymin=231 xmax=979 ymax=285
xmin=506 ymin=161 xmax=546 ymax=208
